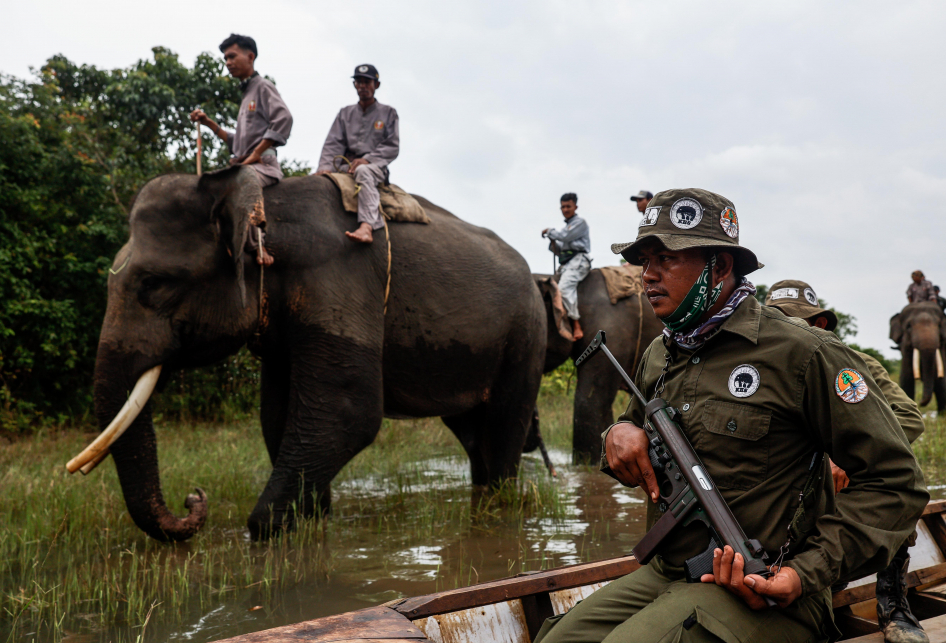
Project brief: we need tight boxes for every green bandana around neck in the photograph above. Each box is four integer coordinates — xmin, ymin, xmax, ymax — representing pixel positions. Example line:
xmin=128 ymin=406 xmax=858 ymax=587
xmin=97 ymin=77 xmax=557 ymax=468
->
xmin=659 ymin=255 xmax=723 ymax=333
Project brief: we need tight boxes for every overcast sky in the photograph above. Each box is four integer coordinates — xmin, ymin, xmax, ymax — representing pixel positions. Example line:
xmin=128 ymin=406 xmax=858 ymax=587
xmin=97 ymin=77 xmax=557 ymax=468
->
xmin=6 ymin=0 xmax=945 ymax=357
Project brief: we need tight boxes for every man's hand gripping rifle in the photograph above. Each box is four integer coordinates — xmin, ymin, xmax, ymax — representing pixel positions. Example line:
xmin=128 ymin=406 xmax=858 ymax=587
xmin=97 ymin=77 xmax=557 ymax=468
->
xmin=576 ymin=330 xmax=775 ymax=606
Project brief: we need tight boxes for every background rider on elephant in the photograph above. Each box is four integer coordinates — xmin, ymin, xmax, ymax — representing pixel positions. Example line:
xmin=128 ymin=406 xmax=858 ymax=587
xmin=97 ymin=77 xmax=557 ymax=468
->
xmin=315 ymin=64 xmax=400 ymax=245
xmin=542 ymin=192 xmax=591 ymax=340
xmin=189 ymin=33 xmax=294 ymax=267
xmin=907 ymin=270 xmax=937 ymax=304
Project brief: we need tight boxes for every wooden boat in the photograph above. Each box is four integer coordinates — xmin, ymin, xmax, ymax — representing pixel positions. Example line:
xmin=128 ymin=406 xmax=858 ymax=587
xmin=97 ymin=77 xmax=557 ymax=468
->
xmin=217 ymin=501 xmax=946 ymax=643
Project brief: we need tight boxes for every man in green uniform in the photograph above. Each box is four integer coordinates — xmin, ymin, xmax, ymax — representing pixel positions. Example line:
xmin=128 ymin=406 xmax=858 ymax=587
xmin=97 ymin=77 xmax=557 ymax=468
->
xmin=537 ymin=188 xmax=927 ymax=643
xmin=765 ymin=279 xmax=928 ymax=643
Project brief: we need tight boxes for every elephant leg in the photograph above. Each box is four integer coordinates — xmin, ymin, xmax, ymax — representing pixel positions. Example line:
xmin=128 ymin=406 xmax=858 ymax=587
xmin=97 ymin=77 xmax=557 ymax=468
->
xmin=260 ymin=356 xmax=291 ymax=467
xmin=899 ymin=352 xmax=916 ymax=401
xmin=442 ymin=406 xmax=491 ymax=488
xmin=572 ymin=361 xmax=620 ymax=464
xmin=935 ymin=378 xmax=946 ymax=412
xmin=248 ymin=331 xmax=383 ymax=540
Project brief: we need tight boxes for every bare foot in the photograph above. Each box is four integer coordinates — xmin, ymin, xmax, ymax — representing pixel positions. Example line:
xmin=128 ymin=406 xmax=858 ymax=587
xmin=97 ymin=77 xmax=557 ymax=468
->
xmin=572 ymin=319 xmax=584 ymax=341
xmin=345 ymin=222 xmax=374 ymax=244
xmin=257 ymin=245 xmax=274 ymax=267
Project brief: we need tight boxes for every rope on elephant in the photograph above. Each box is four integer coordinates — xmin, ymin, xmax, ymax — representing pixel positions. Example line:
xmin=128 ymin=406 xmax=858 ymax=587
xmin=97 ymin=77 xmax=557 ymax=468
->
xmin=257 ymin=226 xmax=265 ymax=335
xmin=383 ymin=218 xmax=392 ymax=315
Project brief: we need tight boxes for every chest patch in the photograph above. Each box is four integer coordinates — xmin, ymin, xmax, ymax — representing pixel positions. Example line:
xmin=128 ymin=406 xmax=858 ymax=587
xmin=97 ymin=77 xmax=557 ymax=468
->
xmin=247 ymin=100 xmax=256 ymax=112
xmin=374 ymin=119 xmax=384 ymax=130
xmin=728 ymin=364 xmax=760 ymax=398
xmin=670 ymin=198 xmax=703 ymax=229
xmin=836 ymin=368 xmax=868 ymax=403
xmin=640 ymin=206 xmax=661 ymax=227
xmin=719 ymin=206 xmax=738 ymax=238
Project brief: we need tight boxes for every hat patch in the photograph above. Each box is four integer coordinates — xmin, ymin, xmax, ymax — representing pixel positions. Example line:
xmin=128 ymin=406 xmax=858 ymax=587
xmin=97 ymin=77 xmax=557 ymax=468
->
xmin=804 ymin=288 xmax=818 ymax=306
xmin=358 ymin=65 xmax=369 ymax=73
xmin=719 ymin=207 xmax=738 ymax=239
xmin=836 ymin=368 xmax=868 ymax=404
xmin=639 ymin=206 xmax=661 ymax=228
xmin=374 ymin=119 xmax=384 ymax=130
xmin=669 ymin=198 xmax=703 ymax=230
xmin=728 ymin=365 xmax=760 ymax=398
xmin=769 ymin=288 xmax=799 ymax=301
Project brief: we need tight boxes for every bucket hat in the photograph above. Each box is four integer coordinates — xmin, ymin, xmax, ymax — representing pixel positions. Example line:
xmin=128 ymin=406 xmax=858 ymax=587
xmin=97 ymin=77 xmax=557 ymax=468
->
xmin=764 ymin=279 xmax=837 ymax=331
xmin=611 ymin=188 xmax=763 ymax=275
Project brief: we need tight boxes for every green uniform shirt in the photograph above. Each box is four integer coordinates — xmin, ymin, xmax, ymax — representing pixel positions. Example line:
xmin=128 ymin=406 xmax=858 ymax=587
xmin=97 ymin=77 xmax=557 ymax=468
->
xmin=600 ymin=297 xmax=927 ymax=599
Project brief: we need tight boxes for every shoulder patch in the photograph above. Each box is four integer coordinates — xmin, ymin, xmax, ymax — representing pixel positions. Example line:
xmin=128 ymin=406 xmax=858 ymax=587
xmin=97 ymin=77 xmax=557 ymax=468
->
xmin=728 ymin=365 xmax=760 ymax=398
xmin=247 ymin=100 xmax=256 ymax=112
xmin=669 ymin=198 xmax=703 ymax=229
xmin=836 ymin=368 xmax=868 ymax=403
xmin=640 ymin=206 xmax=661 ymax=227
xmin=719 ymin=207 xmax=738 ymax=238
xmin=374 ymin=119 xmax=384 ymax=130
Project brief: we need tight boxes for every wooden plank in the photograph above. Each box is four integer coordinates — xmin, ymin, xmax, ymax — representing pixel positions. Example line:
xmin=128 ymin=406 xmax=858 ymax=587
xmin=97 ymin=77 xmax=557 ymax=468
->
xmin=907 ymin=590 xmax=946 ymax=621
xmin=921 ymin=499 xmax=946 ymax=517
xmin=843 ymin=613 xmax=946 ymax=642
xmin=833 ymin=563 xmax=946 ymax=608
xmin=922 ymin=512 xmax=946 ymax=557
xmin=833 ymin=607 xmax=879 ymax=639
xmin=520 ymin=593 xmax=554 ymax=641
xmin=392 ymin=556 xmax=640 ymax=619
xmin=415 ymin=600 xmax=530 ymax=643
xmin=213 ymin=606 xmax=427 ymax=643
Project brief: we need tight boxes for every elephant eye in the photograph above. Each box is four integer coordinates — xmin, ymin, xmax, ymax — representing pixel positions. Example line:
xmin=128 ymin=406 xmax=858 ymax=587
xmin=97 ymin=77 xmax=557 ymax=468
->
xmin=137 ymin=274 xmax=181 ymax=311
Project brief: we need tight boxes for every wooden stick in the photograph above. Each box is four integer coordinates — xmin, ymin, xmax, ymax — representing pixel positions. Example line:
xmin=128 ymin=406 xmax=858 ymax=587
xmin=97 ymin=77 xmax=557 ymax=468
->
xmin=196 ymin=122 xmax=202 ymax=176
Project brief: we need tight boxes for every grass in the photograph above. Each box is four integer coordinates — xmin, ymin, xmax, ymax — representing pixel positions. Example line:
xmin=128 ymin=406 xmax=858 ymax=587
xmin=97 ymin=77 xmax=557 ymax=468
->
xmin=0 ymin=373 xmax=602 ymax=643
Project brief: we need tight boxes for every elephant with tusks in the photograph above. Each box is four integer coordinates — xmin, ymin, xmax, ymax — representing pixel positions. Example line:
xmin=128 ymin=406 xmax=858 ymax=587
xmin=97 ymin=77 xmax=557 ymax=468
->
xmin=890 ymin=301 xmax=946 ymax=411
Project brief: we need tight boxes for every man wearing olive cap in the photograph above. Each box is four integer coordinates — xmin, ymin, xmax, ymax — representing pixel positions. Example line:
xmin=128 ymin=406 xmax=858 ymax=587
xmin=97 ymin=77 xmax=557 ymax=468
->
xmin=766 ymin=279 xmax=928 ymax=643
xmin=536 ymin=189 xmax=927 ymax=643
xmin=316 ymin=64 xmax=400 ymax=244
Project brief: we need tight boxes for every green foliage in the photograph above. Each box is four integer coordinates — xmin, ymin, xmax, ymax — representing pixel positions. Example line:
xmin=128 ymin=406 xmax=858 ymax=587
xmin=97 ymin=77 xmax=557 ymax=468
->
xmin=541 ymin=359 xmax=576 ymax=396
xmin=0 ymin=48 xmax=286 ymax=431
xmin=753 ymin=284 xmax=768 ymax=304
xmin=848 ymin=343 xmax=900 ymax=375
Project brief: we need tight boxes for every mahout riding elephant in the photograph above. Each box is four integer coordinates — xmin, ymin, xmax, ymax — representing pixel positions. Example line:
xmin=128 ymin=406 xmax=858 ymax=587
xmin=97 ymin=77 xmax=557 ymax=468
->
xmin=75 ymin=166 xmax=547 ymax=542
xmin=534 ymin=268 xmax=662 ymax=462
xmin=890 ymin=301 xmax=946 ymax=411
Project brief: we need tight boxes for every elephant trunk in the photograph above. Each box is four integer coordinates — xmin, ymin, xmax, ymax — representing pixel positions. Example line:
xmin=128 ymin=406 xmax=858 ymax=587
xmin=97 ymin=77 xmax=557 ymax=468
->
xmin=919 ymin=348 xmax=938 ymax=408
xmin=92 ymin=348 xmax=207 ymax=542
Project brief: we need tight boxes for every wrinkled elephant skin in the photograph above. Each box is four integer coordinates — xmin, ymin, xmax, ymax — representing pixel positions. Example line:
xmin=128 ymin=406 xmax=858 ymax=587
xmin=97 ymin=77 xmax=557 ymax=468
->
xmin=535 ymin=271 xmax=663 ymax=462
xmin=93 ymin=167 xmax=547 ymax=541
xmin=890 ymin=301 xmax=946 ymax=411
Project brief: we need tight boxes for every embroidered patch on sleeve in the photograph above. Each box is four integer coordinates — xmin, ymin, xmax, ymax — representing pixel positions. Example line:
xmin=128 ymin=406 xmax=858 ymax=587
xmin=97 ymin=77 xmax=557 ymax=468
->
xmin=769 ymin=288 xmax=799 ymax=301
xmin=669 ymin=198 xmax=703 ymax=229
xmin=248 ymin=100 xmax=256 ymax=112
xmin=640 ymin=206 xmax=661 ymax=227
xmin=836 ymin=368 xmax=868 ymax=403
xmin=719 ymin=206 xmax=739 ymax=238
xmin=728 ymin=365 xmax=760 ymax=398
xmin=374 ymin=120 xmax=384 ymax=130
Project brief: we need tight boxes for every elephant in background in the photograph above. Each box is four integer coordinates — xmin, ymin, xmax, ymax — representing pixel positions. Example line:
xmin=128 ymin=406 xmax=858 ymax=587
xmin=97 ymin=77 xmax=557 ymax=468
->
xmin=890 ymin=301 xmax=946 ymax=411
xmin=535 ymin=269 xmax=663 ymax=463
xmin=75 ymin=167 xmax=547 ymax=542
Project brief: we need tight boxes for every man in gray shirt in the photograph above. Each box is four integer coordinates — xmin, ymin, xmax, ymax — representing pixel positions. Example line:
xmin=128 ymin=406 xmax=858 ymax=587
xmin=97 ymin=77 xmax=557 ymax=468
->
xmin=315 ymin=64 xmax=400 ymax=244
xmin=542 ymin=193 xmax=591 ymax=340
xmin=190 ymin=34 xmax=294 ymax=265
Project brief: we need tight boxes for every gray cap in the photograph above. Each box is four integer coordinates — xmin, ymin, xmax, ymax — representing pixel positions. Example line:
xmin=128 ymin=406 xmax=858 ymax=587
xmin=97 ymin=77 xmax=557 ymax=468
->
xmin=612 ymin=188 xmax=763 ymax=275
xmin=630 ymin=190 xmax=654 ymax=202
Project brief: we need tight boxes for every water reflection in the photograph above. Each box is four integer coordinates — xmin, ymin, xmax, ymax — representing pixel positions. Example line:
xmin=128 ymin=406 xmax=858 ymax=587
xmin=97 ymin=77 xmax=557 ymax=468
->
xmin=149 ymin=449 xmax=647 ymax=642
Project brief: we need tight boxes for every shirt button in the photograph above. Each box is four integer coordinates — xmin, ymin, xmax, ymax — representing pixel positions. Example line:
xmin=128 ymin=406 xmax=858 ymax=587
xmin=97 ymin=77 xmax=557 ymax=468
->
xmin=691 ymin=357 xmax=700 ymax=364
xmin=683 ymin=404 xmax=690 ymax=411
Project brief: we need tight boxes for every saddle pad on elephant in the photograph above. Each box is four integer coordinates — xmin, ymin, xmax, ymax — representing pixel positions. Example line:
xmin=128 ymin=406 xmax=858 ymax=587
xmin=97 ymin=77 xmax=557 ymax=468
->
xmin=324 ymin=173 xmax=430 ymax=224
xmin=599 ymin=264 xmax=645 ymax=305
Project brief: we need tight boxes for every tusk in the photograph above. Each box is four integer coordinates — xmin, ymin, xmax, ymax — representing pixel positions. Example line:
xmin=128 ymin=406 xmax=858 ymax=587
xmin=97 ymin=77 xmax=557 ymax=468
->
xmin=914 ymin=349 xmax=921 ymax=380
xmin=66 ymin=365 xmax=162 ymax=474
xmin=938 ymin=349 xmax=944 ymax=379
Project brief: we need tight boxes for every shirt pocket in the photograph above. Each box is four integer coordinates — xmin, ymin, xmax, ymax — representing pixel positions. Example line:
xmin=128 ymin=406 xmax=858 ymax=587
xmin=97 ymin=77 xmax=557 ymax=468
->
xmin=699 ymin=400 xmax=772 ymax=490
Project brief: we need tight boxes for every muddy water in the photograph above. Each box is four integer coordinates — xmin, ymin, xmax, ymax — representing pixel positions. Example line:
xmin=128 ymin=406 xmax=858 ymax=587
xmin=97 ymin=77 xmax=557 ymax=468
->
xmin=157 ymin=450 xmax=648 ymax=642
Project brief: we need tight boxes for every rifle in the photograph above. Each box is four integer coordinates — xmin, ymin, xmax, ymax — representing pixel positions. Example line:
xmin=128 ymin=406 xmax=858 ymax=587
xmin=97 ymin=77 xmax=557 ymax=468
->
xmin=576 ymin=330 xmax=775 ymax=606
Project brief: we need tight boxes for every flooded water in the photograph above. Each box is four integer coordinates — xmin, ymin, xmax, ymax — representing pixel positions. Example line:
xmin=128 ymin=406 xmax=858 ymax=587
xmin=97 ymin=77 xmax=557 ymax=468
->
xmin=151 ymin=449 xmax=648 ymax=642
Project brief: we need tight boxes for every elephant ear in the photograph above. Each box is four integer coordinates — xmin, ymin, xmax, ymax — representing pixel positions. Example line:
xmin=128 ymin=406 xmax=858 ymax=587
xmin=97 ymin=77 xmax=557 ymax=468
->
xmin=198 ymin=166 xmax=265 ymax=307
xmin=890 ymin=313 xmax=903 ymax=344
